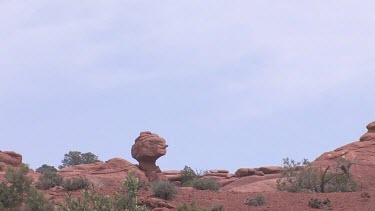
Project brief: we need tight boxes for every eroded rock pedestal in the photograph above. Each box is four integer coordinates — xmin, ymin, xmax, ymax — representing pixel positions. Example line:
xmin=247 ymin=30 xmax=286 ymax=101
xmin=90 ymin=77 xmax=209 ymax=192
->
xmin=131 ymin=131 xmax=168 ymax=181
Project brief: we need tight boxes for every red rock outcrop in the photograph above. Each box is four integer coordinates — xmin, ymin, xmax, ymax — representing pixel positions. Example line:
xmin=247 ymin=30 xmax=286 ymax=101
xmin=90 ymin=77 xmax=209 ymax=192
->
xmin=360 ymin=121 xmax=375 ymax=142
xmin=312 ymin=122 xmax=375 ymax=190
xmin=131 ymin=131 xmax=168 ymax=181
xmin=0 ymin=151 xmax=22 ymax=169
xmin=59 ymin=158 xmax=147 ymax=188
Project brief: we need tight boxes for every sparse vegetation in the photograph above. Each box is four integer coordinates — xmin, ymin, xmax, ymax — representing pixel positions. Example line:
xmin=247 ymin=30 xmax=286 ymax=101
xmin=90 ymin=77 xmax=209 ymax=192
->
xmin=36 ymin=170 xmax=64 ymax=190
xmin=211 ymin=204 xmax=224 ymax=211
xmin=180 ymin=165 xmax=198 ymax=186
xmin=36 ymin=164 xmax=58 ymax=174
xmin=0 ymin=164 xmax=54 ymax=210
xmin=152 ymin=180 xmax=178 ymax=200
xmin=59 ymin=171 xmax=148 ymax=211
xmin=59 ymin=151 xmax=101 ymax=169
xmin=62 ymin=177 xmax=91 ymax=191
xmin=192 ymin=178 xmax=221 ymax=191
xmin=177 ymin=202 xmax=211 ymax=211
xmin=308 ymin=198 xmax=331 ymax=209
xmin=277 ymin=157 xmax=357 ymax=193
xmin=244 ymin=193 xmax=266 ymax=206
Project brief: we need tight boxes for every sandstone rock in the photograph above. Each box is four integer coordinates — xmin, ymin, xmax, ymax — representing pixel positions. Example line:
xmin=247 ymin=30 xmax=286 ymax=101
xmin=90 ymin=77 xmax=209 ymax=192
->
xmin=59 ymin=158 xmax=147 ymax=188
xmin=312 ymin=140 xmax=375 ymax=191
xmin=145 ymin=197 xmax=175 ymax=209
xmin=209 ymin=169 xmax=229 ymax=174
xmin=235 ymin=168 xmax=256 ymax=177
xmin=257 ymin=166 xmax=284 ymax=174
xmin=0 ymin=151 xmax=22 ymax=168
xmin=131 ymin=131 xmax=168 ymax=181
xmin=360 ymin=121 xmax=375 ymax=142
xmin=255 ymin=171 xmax=265 ymax=176
xmin=220 ymin=174 xmax=280 ymax=193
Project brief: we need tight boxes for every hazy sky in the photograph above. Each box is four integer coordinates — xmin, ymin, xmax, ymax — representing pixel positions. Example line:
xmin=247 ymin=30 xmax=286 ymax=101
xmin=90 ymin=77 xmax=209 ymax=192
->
xmin=1 ymin=1 xmax=374 ymax=173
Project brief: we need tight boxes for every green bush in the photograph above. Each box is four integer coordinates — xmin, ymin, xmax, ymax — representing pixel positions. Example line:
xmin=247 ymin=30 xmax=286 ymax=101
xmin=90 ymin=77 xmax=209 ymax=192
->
xmin=59 ymin=151 xmax=101 ymax=169
xmin=36 ymin=164 xmax=58 ymax=174
xmin=63 ymin=177 xmax=91 ymax=191
xmin=244 ymin=193 xmax=266 ymax=206
xmin=192 ymin=178 xmax=221 ymax=191
xmin=0 ymin=164 xmax=32 ymax=208
xmin=24 ymin=187 xmax=56 ymax=211
xmin=0 ymin=164 xmax=53 ymax=210
xmin=59 ymin=171 xmax=148 ymax=211
xmin=177 ymin=203 xmax=211 ymax=211
xmin=276 ymin=157 xmax=357 ymax=193
xmin=211 ymin=204 xmax=224 ymax=211
xmin=36 ymin=171 xmax=64 ymax=190
xmin=152 ymin=180 xmax=178 ymax=200
xmin=180 ymin=166 xmax=198 ymax=186
xmin=308 ymin=198 xmax=331 ymax=209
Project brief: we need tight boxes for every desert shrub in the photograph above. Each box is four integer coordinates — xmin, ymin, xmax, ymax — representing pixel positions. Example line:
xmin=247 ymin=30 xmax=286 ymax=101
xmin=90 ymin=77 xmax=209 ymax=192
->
xmin=244 ymin=193 xmax=266 ymax=206
xmin=0 ymin=164 xmax=53 ymax=210
xmin=0 ymin=164 xmax=32 ymax=208
xmin=0 ymin=164 xmax=3 ymax=171
xmin=24 ymin=187 xmax=56 ymax=211
xmin=152 ymin=180 xmax=178 ymax=200
xmin=308 ymin=198 xmax=331 ymax=209
xmin=59 ymin=171 xmax=148 ymax=211
xmin=36 ymin=171 xmax=64 ymax=190
xmin=36 ymin=164 xmax=58 ymax=174
xmin=59 ymin=151 xmax=101 ymax=169
xmin=277 ymin=157 xmax=356 ymax=193
xmin=180 ymin=166 xmax=198 ymax=186
xmin=63 ymin=177 xmax=91 ymax=191
xmin=177 ymin=202 xmax=211 ymax=211
xmin=211 ymin=204 xmax=224 ymax=211
xmin=192 ymin=178 xmax=221 ymax=191
xmin=113 ymin=171 xmax=148 ymax=210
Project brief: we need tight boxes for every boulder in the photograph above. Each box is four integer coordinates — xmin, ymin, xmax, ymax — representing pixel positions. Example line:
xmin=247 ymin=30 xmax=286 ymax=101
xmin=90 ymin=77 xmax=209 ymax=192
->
xmin=235 ymin=168 xmax=256 ymax=177
xmin=0 ymin=151 xmax=22 ymax=168
xmin=360 ymin=121 xmax=375 ymax=142
xmin=256 ymin=166 xmax=284 ymax=174
xmin=131 ymin=131 xmax=168 ymax=181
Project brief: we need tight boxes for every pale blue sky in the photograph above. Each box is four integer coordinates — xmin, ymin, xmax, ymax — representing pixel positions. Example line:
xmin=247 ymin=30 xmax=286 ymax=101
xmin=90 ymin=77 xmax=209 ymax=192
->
xmin=1 ymin=1 xmax=374 ymax=173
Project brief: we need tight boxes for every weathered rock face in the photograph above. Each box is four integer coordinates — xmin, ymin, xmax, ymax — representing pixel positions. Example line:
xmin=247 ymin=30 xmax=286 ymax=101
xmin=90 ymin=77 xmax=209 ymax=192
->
xmin=360 ymin=121 xmax=375 ymax=142
xmin=131 ymin=131 xmax=168 ymax=181
xmin=0 ymin=151 xmax=22 ymax=169
xmin=312 ymin=140 xmax=375 ymax=191
xmin=59 ymin=158 xmax=148 ymax=188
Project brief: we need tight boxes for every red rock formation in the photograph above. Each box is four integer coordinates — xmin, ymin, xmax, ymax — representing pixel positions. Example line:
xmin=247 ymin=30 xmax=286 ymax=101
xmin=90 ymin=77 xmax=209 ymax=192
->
xmin=59 ymin=158 xmax=147 ymax=188
xmin=131 ymin=131 xmax=168 ymax=181
xmin=0 ymin=151 xmax=22 ymax=169
xmin=313 ymin=121 xmax=375 ymax=191
xmin=360 ymin=121 xmax=375 ymax=142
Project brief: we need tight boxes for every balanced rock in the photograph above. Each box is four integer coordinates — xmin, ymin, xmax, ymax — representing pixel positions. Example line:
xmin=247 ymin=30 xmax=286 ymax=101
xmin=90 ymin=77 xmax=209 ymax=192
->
xmin=360 ymin=121 xmax=375 ymax=142
xmin=0 ymin=151 xmax=22 ymax=168
xmin=131 ymin=131 xmax=168 ymax=181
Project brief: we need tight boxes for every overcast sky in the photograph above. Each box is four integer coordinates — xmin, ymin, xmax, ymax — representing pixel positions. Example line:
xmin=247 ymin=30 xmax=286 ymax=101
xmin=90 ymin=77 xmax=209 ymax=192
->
xmin=1 ymin=1 xmax=374 ymax=172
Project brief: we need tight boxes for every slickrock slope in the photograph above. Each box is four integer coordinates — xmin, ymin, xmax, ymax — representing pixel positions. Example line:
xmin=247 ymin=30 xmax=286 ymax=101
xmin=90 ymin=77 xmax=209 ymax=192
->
xmin=313 ymin=121 xmax=375 ymax=190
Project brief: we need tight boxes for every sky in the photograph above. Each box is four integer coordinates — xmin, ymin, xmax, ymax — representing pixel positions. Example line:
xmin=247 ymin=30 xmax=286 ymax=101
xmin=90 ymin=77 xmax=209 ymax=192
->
xmin=0 ymin=1 xmax=374 ymax=173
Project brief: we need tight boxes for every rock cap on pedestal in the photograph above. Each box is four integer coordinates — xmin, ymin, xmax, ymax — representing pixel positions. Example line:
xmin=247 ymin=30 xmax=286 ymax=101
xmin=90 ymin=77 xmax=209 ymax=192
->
xmin=360 ymin=121 xmax=375 ymax=142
